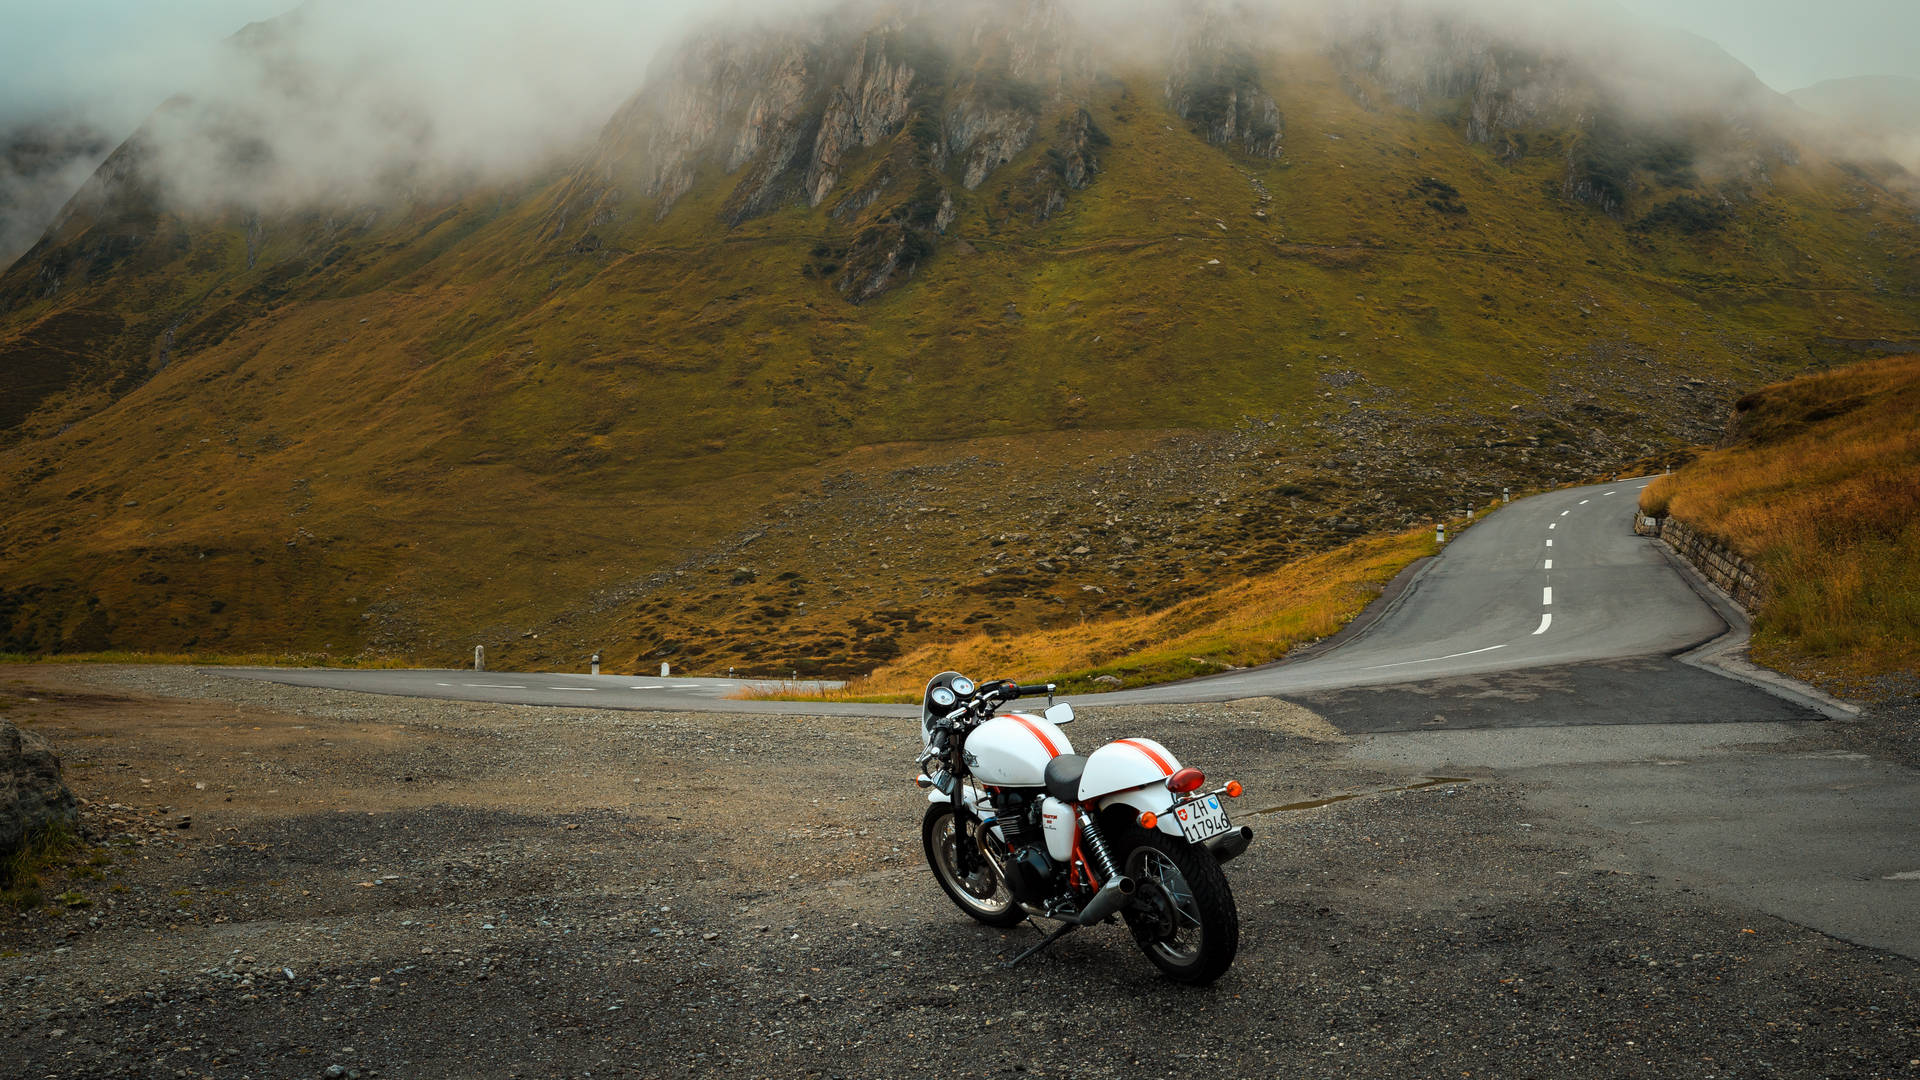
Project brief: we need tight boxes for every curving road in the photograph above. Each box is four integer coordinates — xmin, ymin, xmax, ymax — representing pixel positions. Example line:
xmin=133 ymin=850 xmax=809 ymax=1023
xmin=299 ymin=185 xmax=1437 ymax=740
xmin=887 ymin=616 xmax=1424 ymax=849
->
xmin=216 ymin=477 xmax=1817 ymax=725
xmin=1097 ymin=478 xmax=1722 ymax=703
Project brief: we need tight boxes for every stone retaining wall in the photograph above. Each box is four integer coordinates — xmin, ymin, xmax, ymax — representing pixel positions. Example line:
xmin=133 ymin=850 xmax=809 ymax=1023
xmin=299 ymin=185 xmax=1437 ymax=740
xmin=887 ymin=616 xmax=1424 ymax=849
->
xmin=1637 ymin=514 xmax=1766 ymax=614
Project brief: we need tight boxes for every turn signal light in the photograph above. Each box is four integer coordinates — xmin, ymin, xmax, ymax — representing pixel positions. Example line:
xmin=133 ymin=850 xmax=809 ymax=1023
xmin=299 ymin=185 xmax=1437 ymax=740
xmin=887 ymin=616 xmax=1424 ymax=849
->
xmin=1167 ymin=767 xmax=1206 ymax=794
xmin=1225 ymin=781 xmax=1243 ymax=798
xmin=914 ymin=775 xmax=932 ymax=789
xmin=1138 ymin=811 xmax=1158 ymax=830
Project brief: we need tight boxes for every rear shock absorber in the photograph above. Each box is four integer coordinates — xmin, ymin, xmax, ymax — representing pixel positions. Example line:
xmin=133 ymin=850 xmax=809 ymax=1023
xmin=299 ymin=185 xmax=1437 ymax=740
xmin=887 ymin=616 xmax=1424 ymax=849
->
xmin=1075 ymin=808 xmax=1121 ymax=882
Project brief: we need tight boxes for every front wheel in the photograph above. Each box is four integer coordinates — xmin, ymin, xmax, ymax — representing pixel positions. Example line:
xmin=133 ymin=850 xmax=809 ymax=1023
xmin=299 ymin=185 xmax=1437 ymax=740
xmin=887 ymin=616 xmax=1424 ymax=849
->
xmin=1118 ymin=826 xmax=1239 ymax=984
xmin=922 ymin=803 xmax=1024 ymax=927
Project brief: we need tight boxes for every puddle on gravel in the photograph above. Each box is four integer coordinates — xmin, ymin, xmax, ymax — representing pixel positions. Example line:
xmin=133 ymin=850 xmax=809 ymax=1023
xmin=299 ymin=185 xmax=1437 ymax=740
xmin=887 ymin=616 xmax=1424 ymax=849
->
xmin=1247 ymin=776 xmax=1473 ymax=818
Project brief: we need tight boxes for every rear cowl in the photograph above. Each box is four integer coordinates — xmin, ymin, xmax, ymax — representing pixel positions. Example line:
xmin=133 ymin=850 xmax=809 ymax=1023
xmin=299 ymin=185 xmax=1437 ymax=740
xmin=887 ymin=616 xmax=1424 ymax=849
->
xmin=1079 ymin=737 xmax=1180 ymax=800
xmin=965 ymin=713 xmax=1074 ymax=787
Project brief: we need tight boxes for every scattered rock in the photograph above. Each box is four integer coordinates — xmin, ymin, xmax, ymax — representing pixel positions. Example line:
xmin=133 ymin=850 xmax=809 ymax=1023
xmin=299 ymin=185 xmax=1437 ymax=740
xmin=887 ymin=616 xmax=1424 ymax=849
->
xmin=1 ymin=720 xmax=78 ymax=861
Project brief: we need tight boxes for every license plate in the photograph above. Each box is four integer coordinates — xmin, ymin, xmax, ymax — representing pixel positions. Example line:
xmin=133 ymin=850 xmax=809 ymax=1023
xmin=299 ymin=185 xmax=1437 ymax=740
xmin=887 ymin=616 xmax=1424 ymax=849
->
xmin=1174 ymin=794 xmax=1231 ymax=843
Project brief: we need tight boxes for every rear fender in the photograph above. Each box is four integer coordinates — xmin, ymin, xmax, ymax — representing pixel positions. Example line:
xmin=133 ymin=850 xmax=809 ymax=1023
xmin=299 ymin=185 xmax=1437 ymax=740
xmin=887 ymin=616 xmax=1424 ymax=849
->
xmin=1096 ymin=785 xmax=1184 ymax=838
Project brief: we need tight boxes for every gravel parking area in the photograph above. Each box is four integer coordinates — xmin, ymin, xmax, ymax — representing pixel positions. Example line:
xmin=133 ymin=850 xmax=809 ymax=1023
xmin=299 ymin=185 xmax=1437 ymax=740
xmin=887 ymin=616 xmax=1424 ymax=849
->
xmin=3 ymin=665 xmax=1916 ymax=1079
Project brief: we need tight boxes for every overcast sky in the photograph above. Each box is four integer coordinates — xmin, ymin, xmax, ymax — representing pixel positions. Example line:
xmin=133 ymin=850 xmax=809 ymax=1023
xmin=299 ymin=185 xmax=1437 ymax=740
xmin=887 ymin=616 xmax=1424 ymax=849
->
xmin=1609 ymin=0 xmax=1920 ymax=93
xmin=0 ymin=0 xmax=1915 ymax=135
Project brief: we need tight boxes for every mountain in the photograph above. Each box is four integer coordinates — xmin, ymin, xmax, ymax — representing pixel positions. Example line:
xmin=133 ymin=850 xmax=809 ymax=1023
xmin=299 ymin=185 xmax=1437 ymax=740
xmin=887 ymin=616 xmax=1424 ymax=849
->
xmin=1790 ymin=76 xmax=1920 ymax=179
xmin=0 ymin=115 xmax=112 ymax=271
xmin=1791 ymin=76 xmax=1920 ymax=136
xmin=1 ymin=0 xmax=1917 ymax=674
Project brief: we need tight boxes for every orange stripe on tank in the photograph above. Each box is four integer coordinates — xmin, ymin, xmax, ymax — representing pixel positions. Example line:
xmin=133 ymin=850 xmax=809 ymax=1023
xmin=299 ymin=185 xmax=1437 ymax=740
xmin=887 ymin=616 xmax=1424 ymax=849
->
xmin=1115 ymin=738 xmax=1173 ymax=775
xmin=1006 ymin=714 xmax=1060 ymax=758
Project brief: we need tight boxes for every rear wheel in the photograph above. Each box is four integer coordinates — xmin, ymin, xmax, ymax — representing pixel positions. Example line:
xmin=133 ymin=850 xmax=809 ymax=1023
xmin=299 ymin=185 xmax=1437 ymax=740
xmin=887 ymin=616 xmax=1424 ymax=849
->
xmin=1118 ymin=826 xmax=1239 ymax=984
xmin=922 ymin=803 xmax=1024 ymax=927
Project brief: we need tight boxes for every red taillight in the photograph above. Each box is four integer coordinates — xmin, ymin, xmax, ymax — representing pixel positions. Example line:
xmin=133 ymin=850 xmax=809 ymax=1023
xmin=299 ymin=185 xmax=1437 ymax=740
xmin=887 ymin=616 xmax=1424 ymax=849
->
xmin=1167 ymin=767 xmax=1206 ymax=794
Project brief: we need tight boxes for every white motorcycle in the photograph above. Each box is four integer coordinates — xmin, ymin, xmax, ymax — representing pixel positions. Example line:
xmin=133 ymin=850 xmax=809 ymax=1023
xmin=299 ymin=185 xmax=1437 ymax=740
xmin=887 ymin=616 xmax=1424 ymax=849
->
xmin=915 ymin=671 xmax=1253 ymax=984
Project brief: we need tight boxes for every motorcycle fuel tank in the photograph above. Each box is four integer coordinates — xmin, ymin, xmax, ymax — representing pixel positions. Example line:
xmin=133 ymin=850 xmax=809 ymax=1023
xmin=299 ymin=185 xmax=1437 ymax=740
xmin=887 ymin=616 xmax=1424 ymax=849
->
xmin=965 ymin=713 xmax=1073 ymax=787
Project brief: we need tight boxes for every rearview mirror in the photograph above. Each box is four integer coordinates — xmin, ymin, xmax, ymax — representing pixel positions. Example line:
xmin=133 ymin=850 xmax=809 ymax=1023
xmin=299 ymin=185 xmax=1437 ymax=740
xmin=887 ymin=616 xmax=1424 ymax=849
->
xmin=1044 ymin=702 xmax=1074 ymax=726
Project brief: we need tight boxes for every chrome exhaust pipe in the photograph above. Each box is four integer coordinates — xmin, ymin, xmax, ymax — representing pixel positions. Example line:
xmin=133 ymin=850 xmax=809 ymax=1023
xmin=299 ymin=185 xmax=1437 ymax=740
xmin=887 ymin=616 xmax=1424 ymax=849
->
xmin=1204 ymin=825 xmax=1254 ymax=864
xmin=1066 ymin=875 xmax=1135 ymax=925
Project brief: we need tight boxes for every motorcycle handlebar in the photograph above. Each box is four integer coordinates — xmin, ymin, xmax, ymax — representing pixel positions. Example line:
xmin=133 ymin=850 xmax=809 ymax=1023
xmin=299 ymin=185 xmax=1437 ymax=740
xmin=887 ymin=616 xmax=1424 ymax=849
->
xmin=1014 ymin=683 xmax=1056 ymax=698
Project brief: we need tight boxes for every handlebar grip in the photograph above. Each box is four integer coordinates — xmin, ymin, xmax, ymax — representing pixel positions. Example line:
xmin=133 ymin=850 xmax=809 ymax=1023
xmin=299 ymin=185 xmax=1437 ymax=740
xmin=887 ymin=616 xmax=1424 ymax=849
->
xmin=1015 ymin=683 xmax=1056 ymax=697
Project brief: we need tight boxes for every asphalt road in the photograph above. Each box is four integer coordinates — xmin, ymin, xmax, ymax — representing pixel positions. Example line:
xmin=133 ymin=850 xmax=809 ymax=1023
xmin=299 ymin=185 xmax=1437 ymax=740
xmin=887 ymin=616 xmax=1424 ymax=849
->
xmin=1098 ymin=477 xmax=1728 ymax=703
xmin=213 ymin=477 xmax=1815 ymax=725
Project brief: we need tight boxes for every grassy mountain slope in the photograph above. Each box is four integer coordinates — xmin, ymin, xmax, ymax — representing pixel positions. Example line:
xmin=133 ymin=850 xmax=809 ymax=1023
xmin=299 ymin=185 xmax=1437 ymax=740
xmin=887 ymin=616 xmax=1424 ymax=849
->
xmin=1641 ymin=353 xmax=1920 ymax=681
xmin=2 ymin=22 xmax=1918 ymax=674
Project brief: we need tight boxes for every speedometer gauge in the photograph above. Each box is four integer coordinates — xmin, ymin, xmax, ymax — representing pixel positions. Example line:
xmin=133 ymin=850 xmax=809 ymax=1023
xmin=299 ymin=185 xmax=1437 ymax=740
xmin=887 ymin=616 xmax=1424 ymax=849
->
xmin=950 ymin=676 xmax=975 ymax=696
xmin=930 ymin=686 xmax=957 ymax=707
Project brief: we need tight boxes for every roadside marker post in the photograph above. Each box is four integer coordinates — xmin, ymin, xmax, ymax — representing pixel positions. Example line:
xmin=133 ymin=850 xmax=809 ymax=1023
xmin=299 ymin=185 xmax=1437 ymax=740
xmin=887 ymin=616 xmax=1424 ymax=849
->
xmin=1435 ymin=524 xmax=1445 ymax=545
xmin=661 ymin=662 xmax=670 ymax=677
xmin=474 ymin=646 xmax=485 ymax=672
xmin=591 ymin=652 xmax=601 ymax=676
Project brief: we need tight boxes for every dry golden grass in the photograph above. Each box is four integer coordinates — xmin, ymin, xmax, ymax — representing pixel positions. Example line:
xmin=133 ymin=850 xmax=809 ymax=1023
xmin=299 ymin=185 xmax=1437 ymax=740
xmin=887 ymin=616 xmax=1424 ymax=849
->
xmin=742 ymin=523 xmax=1437 ymax=699
xmin=1640 ymin=353 xmax=1920 ymax=678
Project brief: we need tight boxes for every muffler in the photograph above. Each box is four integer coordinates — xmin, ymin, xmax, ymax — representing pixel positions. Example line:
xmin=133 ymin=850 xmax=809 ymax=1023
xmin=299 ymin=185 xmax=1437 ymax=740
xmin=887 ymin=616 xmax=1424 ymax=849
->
xmin=1065 ymin=874 xmax=1135 ymax=925
xmin=1204 ymin=825 xmax=1254 ymax=864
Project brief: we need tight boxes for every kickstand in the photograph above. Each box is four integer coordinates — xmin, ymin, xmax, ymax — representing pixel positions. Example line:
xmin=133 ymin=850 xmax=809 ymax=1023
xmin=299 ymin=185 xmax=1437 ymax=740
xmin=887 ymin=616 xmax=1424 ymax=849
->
xmin=1003 ymin=919 xmax=1078 ymax=968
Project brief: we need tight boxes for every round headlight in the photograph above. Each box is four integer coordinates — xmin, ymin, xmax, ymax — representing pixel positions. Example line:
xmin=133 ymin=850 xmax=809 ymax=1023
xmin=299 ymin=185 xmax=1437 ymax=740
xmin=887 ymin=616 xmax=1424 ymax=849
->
xmin=930 ymin=686 xmax=956 ymax=707
xmin=951 ymin=676 xmax=975 ymax=696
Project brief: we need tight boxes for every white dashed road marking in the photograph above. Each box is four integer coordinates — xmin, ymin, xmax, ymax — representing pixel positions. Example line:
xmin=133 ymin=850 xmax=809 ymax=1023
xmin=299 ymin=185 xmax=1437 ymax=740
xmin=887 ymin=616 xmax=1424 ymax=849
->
xmin=1546 ymin=539 xmax=1553 ymax=547
xmin=1543 ymin=587 xmax=1554 ymax=605
xmin=1533 ymin=613 xmax=1553 ymax=635
xmin=1545 ymin=559 xmax=1553 ymax=570
xmin=466 ymin=683 xmax=528 ymax=689
xmin=1579 ymin=499 xmax=1589 ymax=505
xmin=1560 ymin=510 xmax=1571 ymax=516
xmin=1549 ymin=523 xmax=1556 ymax=530
xmin=545 ymin=687 xmax=597 ymax=692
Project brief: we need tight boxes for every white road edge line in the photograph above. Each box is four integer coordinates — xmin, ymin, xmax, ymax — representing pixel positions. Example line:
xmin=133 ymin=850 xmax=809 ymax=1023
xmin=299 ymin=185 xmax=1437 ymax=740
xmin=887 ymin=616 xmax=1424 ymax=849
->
xmin=1365 ymin=644 xmax=1509 ymax=670
xmin=1532 ymin=613 xmax=1552 ymax=635
xmin=1543 ymin=586 xmax=1554 ymax=605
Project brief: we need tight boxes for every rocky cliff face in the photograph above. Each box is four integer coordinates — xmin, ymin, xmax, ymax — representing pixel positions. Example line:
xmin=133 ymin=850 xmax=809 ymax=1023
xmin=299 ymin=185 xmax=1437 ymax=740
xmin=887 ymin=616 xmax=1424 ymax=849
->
xmin=1165 ymin=12 xmax=1283 ymax=160
xmin=558 ymin=1 xmax=1106 ymax=301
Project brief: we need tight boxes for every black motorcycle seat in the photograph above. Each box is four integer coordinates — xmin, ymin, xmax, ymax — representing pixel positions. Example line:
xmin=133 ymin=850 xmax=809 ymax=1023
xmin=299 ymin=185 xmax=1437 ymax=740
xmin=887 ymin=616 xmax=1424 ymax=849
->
xmin=1043 ymin=754 xmax=1088 ymax=802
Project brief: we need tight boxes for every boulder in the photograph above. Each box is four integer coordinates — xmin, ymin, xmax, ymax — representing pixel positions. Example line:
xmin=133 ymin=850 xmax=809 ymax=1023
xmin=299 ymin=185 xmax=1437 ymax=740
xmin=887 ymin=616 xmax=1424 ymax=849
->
xmin=2 ymin=720 xmax=78 ymax=861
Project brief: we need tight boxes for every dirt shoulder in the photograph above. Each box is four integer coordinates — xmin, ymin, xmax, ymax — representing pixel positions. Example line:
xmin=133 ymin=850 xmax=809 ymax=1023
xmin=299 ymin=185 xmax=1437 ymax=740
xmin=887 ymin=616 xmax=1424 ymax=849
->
xmin=2 ymin=665 xmax=1915 ymax=1079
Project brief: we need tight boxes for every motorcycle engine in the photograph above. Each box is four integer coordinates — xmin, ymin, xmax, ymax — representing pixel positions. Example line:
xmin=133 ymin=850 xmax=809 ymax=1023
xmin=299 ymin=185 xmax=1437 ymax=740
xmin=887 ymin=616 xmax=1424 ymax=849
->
xmin=990 ymin=789 xmax=1061 ymax=905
